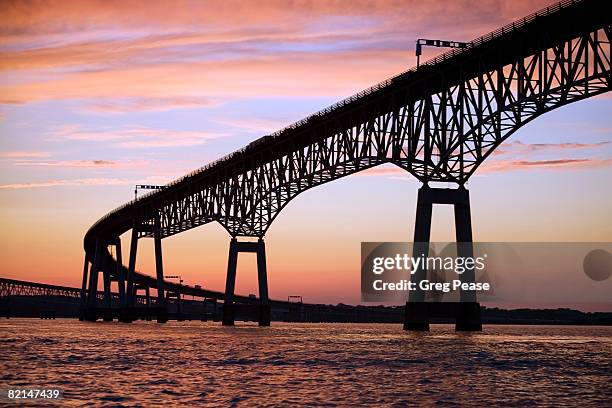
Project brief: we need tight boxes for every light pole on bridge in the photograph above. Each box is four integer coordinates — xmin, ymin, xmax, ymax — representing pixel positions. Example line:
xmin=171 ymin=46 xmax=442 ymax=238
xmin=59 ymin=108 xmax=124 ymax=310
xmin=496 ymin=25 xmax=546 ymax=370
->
xmin=416 ymin=38 xmax=468 ymax=67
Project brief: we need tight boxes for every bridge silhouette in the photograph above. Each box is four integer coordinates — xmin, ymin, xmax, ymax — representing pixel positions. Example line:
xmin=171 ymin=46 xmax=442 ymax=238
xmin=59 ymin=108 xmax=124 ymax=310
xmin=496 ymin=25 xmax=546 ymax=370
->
xmin=80 ymin=0 xmax=611 ymax=330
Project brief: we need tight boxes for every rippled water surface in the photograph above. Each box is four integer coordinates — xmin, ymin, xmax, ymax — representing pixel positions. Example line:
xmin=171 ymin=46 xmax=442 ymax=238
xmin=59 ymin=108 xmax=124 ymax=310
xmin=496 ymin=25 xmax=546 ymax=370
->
xmin=1 ymin=320 xmax=611 ymax=406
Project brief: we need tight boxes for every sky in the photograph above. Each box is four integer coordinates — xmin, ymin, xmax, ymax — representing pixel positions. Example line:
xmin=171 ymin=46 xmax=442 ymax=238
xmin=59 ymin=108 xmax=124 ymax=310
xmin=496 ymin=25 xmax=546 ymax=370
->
xmin=1 ymin=0 xmax=611 ymax=310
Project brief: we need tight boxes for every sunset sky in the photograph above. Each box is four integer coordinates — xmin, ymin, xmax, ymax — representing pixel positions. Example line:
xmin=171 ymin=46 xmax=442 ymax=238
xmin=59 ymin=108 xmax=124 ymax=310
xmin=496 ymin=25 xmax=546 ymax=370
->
xmin=1 ymin=0 xmax=611 ymax=310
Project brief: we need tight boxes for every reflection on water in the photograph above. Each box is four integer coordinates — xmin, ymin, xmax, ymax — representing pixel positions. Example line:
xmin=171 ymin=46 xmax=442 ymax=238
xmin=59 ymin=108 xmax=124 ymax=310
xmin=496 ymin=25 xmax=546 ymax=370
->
xmin=1 ymin=320 xmax=611 ymax=406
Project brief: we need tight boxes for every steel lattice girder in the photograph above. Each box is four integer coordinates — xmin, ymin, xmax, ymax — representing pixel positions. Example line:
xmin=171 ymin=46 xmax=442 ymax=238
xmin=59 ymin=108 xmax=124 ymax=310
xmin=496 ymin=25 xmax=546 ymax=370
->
xmin=82 ymin=0 xmax=610 ymax=245
xmin=136 ymin=27 xmax=611 ymax=237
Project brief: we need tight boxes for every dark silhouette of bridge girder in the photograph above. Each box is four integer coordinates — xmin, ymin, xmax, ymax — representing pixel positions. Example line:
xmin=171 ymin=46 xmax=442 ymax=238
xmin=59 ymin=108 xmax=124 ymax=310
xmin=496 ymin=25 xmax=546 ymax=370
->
xmin=80 ymin=0 xmax=611 ymax=329
xmin=119 ymin=0 xmax=612 ymax=240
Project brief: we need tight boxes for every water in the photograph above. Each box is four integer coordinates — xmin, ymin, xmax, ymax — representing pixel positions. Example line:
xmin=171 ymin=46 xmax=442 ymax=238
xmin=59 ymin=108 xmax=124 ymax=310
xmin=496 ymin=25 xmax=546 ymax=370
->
xmin=1 ymin=320 xmax=611 ymax=406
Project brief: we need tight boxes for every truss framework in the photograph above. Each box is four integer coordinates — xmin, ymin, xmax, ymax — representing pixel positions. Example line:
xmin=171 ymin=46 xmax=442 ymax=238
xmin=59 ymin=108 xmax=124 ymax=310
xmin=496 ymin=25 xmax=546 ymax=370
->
xmin=134 ymin=24 xmax=611 ymax=238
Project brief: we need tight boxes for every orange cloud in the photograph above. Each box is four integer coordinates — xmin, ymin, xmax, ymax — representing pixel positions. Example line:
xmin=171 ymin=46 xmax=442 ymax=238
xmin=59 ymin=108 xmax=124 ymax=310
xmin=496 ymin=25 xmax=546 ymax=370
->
xmin=0 ymin=50 xmax=412 ymax=105
xmin=357 ymin=166 xmax=407 ymax=177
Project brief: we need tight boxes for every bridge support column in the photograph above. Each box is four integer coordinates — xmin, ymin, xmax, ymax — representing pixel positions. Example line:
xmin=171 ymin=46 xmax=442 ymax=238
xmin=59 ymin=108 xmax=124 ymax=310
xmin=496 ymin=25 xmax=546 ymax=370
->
xmin=85 ymin=239 xmax=104 ymax=321
xmin=120 ymin=222 xmax=139 ymax=323
xmin=102 ymin=257 xmax=113 ymax=321
xmin=256 ymin=239 xmax=271 ymax=326
xmin=145 ymin=286 xmax=152 ymax=321
xmin=113 ymin=238 xmax=126 ymax=308
xmin=222 ymin=239 xmax=239 ymax=326
xmin=153 ymin=217 xmax=167 ymax=324
xmin=222 ymin=238 xmax=270 ymax=326
xmin=79 ymin=254 xmax=89 ymax=321
xmin=177 ymin=292 xmax=183 ymax=321
xmin=404 ymin=185 xmax=482 ymax=332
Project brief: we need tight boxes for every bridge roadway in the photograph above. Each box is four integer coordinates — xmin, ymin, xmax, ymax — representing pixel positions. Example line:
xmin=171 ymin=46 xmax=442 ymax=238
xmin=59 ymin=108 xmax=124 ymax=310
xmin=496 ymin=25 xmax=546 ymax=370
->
xmin=81 ymin=0 xmax=611 ymax=330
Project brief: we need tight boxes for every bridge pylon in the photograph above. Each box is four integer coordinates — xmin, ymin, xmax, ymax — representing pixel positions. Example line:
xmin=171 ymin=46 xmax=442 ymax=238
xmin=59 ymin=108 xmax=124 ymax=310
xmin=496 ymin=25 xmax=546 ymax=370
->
xmin=81 ymin=237 xmax=126 ymax=322
xmin=222 ymin=237 xmax=271 ymax=326
xmin=153 ymin=216 xmax=168 ymax=323
xmin=83 ymin=238 xmax=104 ymax=321
xmin=404 ymin=185 xmax=482 ymax=331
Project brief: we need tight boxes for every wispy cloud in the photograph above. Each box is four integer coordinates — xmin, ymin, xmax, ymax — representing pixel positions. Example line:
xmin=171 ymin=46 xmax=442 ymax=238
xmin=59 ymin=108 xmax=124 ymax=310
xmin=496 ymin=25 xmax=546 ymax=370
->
xmin=355 ymin=140 xmax=612 ymax=179
xmin=13 ymin=159 xmax=148 ymax=168
xmin=0 ymin=0 xmax=552 ymax=108
xmin=479 ymin=158 xmax=612 ymax=173
xmin=0 ymin=177 xmax=133 ymax=189
xmin=80 ymin=96 xmax=218 ymax=114
xmin=48 ymin=124 xmax=226 ymax=148
xmin=0 ymin=50 xmax=411 ymax=106
xmin=357 ymin=166 xmax=406 ymax=177
xmin=214 ymin=117 xmax=290 ymax=134
xmin=0 ymin=1 xmax=547 ymax=40
xmin=0 ymin=151 xmax=51 ymax=159
xmin=494 ymin=140 xmax=612 ymax=156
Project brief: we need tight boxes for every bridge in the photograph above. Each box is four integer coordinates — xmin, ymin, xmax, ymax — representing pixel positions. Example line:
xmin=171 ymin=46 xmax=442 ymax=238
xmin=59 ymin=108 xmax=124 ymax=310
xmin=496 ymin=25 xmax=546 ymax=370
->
xmin=80 ymin=0 xmax=611 ymax=330
xmin=0 ymin=278 xmax=402 ymax=322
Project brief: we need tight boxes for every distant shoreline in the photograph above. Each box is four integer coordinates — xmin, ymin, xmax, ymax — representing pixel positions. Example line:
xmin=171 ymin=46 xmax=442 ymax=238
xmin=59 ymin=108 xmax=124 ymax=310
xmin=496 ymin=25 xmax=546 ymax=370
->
xmin=2 ymin=295 xmax=611 ymax=325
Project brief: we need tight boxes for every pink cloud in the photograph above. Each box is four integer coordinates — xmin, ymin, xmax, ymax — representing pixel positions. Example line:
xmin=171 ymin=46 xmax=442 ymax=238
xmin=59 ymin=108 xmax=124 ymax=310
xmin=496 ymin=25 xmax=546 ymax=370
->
xmin=0 ymin=1 xmax=549 ymax=38
xmin=13 ymin=159 xmax=148 ymax=168
xmin=494 ymin=140 xmax=612 ymax=156
xmin=0 ymin=174 xmax=175 ymax=190
xmin=478 ymin=158 xmax=612 ymax=174
xmin=0 ymin=151 xmax=51 ymax=159
xmin=355 ymin=140 xmax=612 ymax=179
xmin=0 ymin=0 xmax=553 ymax=108
xmin=0 ymin=50 xmax=411 ymax=105
xmin=214 ymin=117 xmax=291 ymax=134
xmin=0 ymin=177 xmax=133 ymax=189
xmin=48 ymin=124 xmax=226 ymax=148
xmin=80 ymin=96 xmax=218 ymax=114
xmin=357 ymin=166 xmax=406 ymax=177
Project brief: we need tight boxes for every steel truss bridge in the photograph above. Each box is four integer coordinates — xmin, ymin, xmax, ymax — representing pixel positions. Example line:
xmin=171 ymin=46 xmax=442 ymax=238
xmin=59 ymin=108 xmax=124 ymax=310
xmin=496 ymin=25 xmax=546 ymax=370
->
xmin=81 ymin=0 xmax=611 ymax=330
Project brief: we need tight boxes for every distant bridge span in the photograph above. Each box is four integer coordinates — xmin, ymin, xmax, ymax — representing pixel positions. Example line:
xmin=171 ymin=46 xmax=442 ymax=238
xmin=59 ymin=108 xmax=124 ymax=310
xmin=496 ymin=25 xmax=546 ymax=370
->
xmin=81 ymin=0 xmax=611 ymax=329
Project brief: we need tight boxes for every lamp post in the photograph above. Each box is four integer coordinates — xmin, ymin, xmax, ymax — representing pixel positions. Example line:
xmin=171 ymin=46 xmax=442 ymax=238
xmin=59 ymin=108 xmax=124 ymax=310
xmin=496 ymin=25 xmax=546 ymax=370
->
xmin=134 ymin=184 xmax=165 ymax=200
xmin=416 ymin=38 xmax=468 ymax=68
